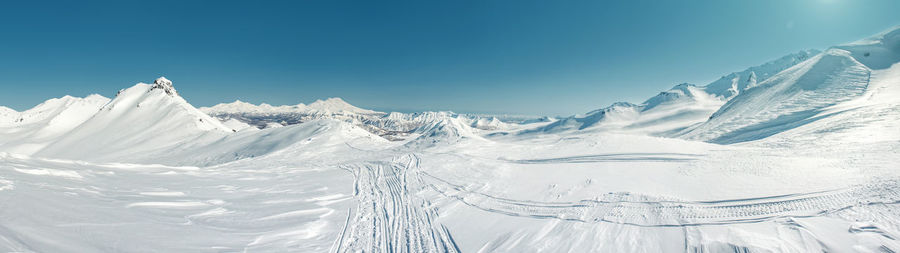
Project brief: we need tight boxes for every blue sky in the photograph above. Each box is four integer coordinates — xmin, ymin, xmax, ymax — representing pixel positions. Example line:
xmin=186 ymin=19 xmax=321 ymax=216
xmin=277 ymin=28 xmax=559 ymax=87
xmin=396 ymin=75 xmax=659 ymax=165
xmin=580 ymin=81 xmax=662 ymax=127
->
xmin=1 ymin=0 xmax=898 ymax=115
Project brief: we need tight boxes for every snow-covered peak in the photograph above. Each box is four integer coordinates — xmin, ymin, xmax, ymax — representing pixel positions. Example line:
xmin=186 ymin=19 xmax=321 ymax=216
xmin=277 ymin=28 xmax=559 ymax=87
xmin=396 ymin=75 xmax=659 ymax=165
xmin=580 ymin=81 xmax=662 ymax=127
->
xmin=680 ymin=47 xmax=873 ymax=143
xmin=2 ymin=94 xmax=110 ymax=126
xmin=306 ymin=97 xmax=378 ymax=114
xmin=404 ymin=116 xmax=483 ymax=148
xmin=101 ymin=81 xmax=230 ymax=131
xmin=464 ymin=116 xmax=512 ymax=130
xmin=703 ymin=50 xmax=820 ymax=99
xmin=203 ymin=100 xmax=269 ymax=114
xmin=642 ymin=83 xmax=700 ymax=111
xmin=35 ymin=79 xmax=234 ymax=160
xmin=534 ymin=47 xmax=821 ymax=135
xmin=586 ymin=102 xmax=641 ymax=115
xmin=201 ymin=97 xmax=380 ymax=115
xmin=151 ymin=76 xmax=177 ymax=96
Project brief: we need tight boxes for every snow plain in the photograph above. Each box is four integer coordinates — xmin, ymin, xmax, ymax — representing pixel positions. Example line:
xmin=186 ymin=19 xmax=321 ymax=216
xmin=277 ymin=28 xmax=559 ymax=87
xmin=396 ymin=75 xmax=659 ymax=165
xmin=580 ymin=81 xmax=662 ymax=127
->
xmin=1 ymin=27 xmax=900 ymax=252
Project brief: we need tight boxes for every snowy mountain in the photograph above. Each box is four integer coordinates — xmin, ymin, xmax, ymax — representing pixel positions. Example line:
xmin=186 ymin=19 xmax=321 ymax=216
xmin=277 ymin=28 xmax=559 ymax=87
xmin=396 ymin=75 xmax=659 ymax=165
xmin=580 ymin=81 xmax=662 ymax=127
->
xmin=201 ymin=97 xmax=379 ymax=116
xmin=1 ymin=26 xmax=900 ymax=253
xmin=532 ymin=26 xmax=898 ymax=144
xmin=201 ymin=98 xmax=390 ymax=135
xmin=0 ymin=95 xmax=110 ymax=154
xmin=202 ymin=98 xmax=527 ymax=143
xmin=679 ymin=49 xmax=870 ymax=143
xmin=35 ymin=77 xmax=233 ymax=161
xmin=680 ymin=26 xmax=900 ymax=143
xmin=402 ymin=116 xmax=485 ymax=148
xmin=530 ymin=102 xmax=641 ymax=133
xmin=703 ymin=49 xmax=820 ymax=99
xmin=535 ymin=50 xmax=818 ymax=135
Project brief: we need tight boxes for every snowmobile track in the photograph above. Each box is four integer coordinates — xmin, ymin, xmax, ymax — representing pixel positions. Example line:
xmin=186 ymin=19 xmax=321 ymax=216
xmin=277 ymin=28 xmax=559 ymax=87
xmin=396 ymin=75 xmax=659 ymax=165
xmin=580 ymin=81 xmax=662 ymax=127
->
xmin=338 ymin=151 xmax=900 ymax=249
xmin=415 ymin=155 xmax=900 ymax=227
xmin=507 ymin=153 xmax=703 ymax=164
xmin=334 ymin=154 xmax=460 ymax=253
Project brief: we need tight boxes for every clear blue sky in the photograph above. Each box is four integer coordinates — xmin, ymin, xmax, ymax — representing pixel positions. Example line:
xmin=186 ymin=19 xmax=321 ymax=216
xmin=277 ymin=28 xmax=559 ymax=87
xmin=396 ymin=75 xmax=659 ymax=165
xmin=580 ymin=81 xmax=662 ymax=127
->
xmin=1 ymin=0 xmax=898 ymax=115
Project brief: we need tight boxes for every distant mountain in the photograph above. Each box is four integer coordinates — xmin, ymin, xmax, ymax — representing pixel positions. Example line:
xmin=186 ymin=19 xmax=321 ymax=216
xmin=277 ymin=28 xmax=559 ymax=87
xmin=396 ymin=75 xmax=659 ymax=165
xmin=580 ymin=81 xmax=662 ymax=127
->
xmin=403 ymin=116 xmax=485 ymax=148
xmin=201 ymin=98 xmax=526 ymax=142
xmin=534 ymin=26 xmax=900 ymax=145
xmin=201 ymin=97 xmax=379 ymax=116
xmin=535 ymin=50 xmax=819 ymax=135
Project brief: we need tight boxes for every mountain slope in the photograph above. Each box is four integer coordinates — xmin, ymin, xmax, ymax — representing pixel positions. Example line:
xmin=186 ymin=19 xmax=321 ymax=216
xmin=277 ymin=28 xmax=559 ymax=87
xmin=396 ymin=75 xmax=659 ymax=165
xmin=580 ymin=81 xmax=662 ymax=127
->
xmin=0 ymin=106 xmax=15 ymax=123
xmin=680 ymin=26 xmax=900 ymax=143
xmin=402 ymin=115 xmax=485 ymax=148
xmin=747 ymin=57 xmax=900 ymax=148
xmin=0 ymin=95 xmax=110 ymax=154
xmin=703 ymin=49 xmax=820 ymax=99
xmin=158 ymin=118 xmax=390 ymax=166
xmin=35 ymin=77 xmax=232 ymax=161
xmin=534 ymin=50 xmax=818 ymax=135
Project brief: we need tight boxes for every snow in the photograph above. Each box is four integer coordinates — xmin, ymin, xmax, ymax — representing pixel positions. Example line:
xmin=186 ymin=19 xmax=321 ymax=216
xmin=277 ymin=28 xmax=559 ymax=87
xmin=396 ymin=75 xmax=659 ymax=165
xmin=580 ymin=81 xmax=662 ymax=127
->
xmin=1 ymin=27 xmax=900 ymax=252
xmin=0 ymin=95 xmax=110 ymax=154
xmin=306 ymin=97 xmax=379 ymax=114
xmin=35 ymin=80 xmax=233 ymax=162
xmin=201 ymin=97 xmax=379 ymax=115
xmin=679 ymin=48 xmax=871 ymax=143
xmin=221 ymin=118 xmax=258 ymax=132
xmin=0 ymin=106 xmax=15 ymax=122
xmin=680 ymin=25 xmax=900 ymax=144
xmin=536 ymin=50 xmax=818 ymax=136
xmin=836 ymin=25 xmax=900 ymax=70
xmin=151 ymin=76 xmax=177 ymax=96
xmin=703 ymin=50 xmax=820 ymax=99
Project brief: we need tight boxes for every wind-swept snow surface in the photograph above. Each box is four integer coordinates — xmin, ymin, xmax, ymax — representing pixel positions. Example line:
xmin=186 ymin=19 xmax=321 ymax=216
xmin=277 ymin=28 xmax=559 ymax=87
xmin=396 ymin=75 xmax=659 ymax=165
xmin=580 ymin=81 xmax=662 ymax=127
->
xmin=2 ymin=27 xmax=900 ymax=252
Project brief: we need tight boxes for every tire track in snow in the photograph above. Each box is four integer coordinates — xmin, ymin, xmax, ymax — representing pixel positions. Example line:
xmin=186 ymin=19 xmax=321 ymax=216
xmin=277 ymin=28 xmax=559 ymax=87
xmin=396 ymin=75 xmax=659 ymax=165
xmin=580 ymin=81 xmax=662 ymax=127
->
xmin=335 ymin=154 xmax=459 ymax=253
xmin=417 ymin=156 xmax=900 ymax=227
xmin=506 ymin=153 xmax=703 ymax=164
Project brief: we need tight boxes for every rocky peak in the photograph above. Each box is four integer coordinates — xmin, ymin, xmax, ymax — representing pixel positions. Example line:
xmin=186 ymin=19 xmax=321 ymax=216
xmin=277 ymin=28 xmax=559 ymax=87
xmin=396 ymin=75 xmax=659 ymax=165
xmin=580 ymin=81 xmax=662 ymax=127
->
xmin=151 ymin=77 xmax=178 ymax=96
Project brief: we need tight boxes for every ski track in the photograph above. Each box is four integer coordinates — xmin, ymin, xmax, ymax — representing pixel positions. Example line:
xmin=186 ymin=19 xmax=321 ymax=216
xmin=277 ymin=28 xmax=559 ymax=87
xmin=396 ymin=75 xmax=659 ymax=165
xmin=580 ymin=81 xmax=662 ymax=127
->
xmin=335 ymin=154 xmax=460 ymax=253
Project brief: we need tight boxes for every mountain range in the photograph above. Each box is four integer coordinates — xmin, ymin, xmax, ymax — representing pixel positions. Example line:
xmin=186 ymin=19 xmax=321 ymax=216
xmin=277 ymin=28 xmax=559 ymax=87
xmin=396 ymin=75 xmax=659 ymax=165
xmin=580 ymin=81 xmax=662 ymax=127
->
xmin=1 ymin=26 xmax=899 ymax=252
